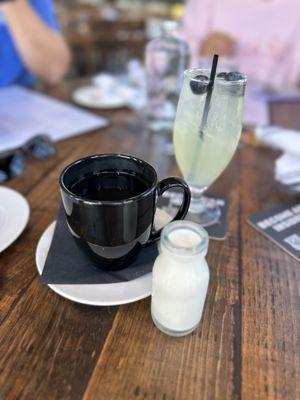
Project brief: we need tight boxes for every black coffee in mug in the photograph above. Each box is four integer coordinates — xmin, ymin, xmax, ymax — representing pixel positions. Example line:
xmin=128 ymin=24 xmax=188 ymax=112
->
xmin=70 ymin=171 xmax=149 ymax=201
xmin=60 ymin=154 xmax=191 ymax=270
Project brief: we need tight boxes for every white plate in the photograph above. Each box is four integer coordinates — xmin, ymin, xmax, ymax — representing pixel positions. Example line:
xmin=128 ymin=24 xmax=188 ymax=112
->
xmin=35 ymin=209 xmax=172 ymax=306
xmin=72 ymin=86 xmax=127 ymax=109
xmin=0 ymin=186 xmax=30 ymax=253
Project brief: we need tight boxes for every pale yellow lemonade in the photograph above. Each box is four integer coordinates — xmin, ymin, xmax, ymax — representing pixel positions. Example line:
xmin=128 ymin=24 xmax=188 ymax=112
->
xmin=173 ymin=70 xmax=246 ymax=189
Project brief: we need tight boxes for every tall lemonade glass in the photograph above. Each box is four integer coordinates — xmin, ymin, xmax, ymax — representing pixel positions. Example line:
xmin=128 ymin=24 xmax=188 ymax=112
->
xmin=173 ymin=68 xmax=246 ymax=226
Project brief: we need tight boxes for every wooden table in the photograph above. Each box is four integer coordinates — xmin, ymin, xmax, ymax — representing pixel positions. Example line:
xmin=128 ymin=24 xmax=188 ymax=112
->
xmin=1 ymin=83 xmax=299 ymax=400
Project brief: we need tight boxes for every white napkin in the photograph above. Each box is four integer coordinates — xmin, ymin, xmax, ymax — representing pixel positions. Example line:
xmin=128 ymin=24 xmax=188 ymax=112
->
xmin=255 ymin=126 xmax=300 ymax=186
xmin=255 ymin=125 xmax=300 ymax=158
xmin=275 ymin=153 xmax=300 ymax=185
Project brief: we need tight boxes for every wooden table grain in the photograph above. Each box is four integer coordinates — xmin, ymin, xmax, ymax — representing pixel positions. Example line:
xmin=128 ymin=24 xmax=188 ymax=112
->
xmin=0 ymin=83 xmax=299 ymax=400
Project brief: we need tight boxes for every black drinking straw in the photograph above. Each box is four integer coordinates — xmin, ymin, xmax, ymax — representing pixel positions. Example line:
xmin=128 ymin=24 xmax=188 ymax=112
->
xmin=199 ymin=54 xmax=219 ymax=137
xmin=187 ymin=55 xmax=219 ymax=182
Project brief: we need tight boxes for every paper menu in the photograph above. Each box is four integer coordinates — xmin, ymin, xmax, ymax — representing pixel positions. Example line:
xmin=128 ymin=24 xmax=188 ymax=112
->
xmin=0 ymin=86 xmax=108 ymax=152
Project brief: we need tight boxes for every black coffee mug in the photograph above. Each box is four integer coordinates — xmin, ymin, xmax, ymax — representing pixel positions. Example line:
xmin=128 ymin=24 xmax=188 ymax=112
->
xmin=60 ymin=154 xmax=191 ymax=270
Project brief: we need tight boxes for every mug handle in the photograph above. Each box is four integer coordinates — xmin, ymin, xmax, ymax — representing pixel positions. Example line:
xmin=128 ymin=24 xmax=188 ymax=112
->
xmin=150 ymin=177 xmax=191 ymax=242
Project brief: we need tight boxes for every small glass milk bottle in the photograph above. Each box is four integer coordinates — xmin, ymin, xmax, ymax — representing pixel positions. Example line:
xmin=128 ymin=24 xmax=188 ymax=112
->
xmin=151 ymin=221 xmax=209 ymax=337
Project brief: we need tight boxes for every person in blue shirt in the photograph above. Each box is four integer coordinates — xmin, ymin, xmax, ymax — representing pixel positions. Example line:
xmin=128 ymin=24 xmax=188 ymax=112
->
xmin=0 ymin=0 xmax=70 ymax=86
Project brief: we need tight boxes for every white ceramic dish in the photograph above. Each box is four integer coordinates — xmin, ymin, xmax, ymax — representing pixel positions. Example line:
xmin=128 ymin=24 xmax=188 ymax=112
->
xmin=0 ymin=186 xmax=30 ymax=252
xmin=35 ymin=209 xmax=172 ymax=306
xmin=72 ymin=86 xmax=127 ymax=109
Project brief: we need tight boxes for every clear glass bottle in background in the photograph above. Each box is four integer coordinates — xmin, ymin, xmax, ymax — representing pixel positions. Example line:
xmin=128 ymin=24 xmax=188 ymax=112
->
xmin=145 ymin=21 xmax=190 ymax=134
xmin=151 ymin=221 xmax=210 ymax=337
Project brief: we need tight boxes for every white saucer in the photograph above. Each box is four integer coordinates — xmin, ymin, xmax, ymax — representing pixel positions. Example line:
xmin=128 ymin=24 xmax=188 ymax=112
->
xmin=72 ymin=86 xmax=127 ymax=109
xmin=0 ymin=186 xmax=30 ymax=253
xmin=35 ymin=209 xmax=171 ymax=306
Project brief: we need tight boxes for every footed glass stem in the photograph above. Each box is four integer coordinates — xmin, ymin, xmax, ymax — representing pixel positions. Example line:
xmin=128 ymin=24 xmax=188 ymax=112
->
xmin=185 ymin=185 xmax=221 ymax=227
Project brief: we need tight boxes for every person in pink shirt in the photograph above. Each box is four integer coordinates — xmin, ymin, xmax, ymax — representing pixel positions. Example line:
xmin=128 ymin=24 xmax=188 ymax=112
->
xmin=180 ymin=0 xmax=300 ymax=90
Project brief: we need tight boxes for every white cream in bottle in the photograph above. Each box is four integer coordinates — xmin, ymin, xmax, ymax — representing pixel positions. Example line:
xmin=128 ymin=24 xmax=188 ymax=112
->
xmin=151 ymin=221 xmax=209 ymax=337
